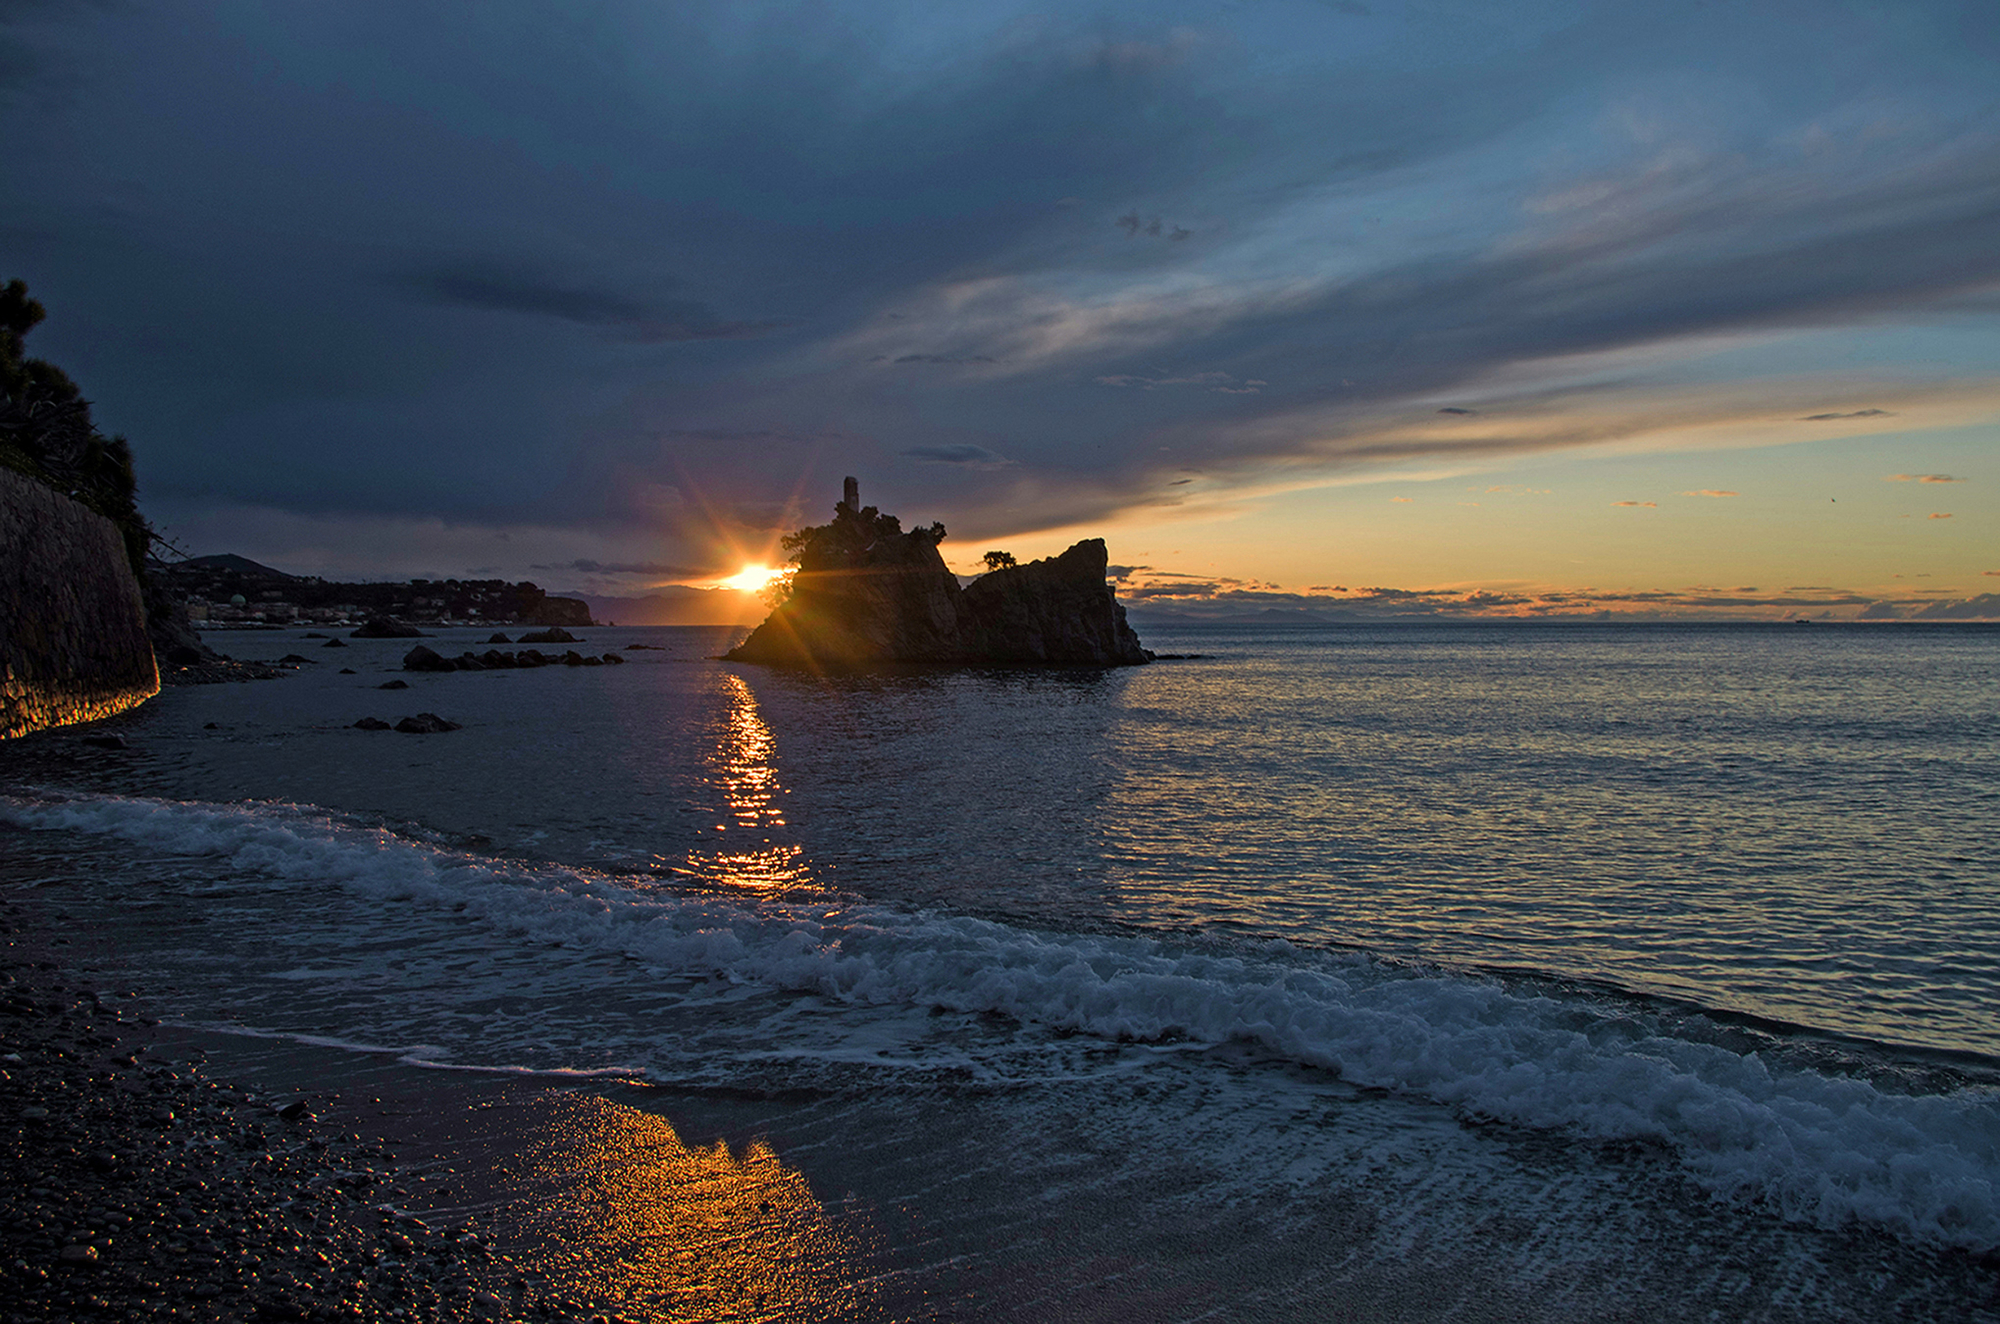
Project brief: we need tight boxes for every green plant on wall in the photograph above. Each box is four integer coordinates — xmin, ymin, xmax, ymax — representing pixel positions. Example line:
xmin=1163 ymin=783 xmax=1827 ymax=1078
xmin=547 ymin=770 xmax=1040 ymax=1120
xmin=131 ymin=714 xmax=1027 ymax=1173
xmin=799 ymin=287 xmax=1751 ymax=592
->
xmin=1 ymin=279 xmax=150 ymax=576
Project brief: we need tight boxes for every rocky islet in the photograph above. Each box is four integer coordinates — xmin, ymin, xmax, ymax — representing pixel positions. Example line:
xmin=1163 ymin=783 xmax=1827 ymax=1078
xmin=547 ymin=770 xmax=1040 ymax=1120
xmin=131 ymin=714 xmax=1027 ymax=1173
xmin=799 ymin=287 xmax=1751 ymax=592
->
xmin=726 ymin=479 xmax=1151 ymax=669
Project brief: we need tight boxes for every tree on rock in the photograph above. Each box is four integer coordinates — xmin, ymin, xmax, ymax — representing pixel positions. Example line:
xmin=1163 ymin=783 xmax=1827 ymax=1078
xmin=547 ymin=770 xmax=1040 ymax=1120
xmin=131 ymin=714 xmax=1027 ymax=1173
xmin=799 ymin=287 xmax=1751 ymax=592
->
xmin=982 ymin=551 xmax=1017 ymax=572
xmin=0 ymin=279 xmax=148 ymax=575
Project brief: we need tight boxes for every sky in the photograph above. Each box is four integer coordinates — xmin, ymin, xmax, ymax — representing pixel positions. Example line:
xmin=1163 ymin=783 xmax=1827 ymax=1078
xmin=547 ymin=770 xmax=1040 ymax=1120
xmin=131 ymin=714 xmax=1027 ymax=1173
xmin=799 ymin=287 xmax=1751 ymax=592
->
xmin=3 ymin=0 xmax=1995 ymax=620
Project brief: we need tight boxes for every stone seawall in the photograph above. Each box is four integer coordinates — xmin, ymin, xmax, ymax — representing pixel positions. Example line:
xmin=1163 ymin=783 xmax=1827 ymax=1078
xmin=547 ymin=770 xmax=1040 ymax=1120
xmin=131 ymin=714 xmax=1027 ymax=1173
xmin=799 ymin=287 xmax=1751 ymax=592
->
xmin=1 ymin=466 xmax=159 ymax=738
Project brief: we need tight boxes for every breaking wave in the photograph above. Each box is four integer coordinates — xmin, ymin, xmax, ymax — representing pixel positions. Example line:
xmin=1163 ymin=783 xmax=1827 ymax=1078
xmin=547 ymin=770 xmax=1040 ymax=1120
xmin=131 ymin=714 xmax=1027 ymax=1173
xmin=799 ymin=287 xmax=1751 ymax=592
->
xmin=7 ymin=790 xmax=1997 ymax=1250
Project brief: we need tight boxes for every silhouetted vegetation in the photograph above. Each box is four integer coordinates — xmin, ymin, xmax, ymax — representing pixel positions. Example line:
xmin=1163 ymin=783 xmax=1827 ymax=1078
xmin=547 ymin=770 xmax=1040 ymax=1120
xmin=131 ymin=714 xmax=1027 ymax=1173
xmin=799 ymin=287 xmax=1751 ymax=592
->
xmin=982 ymin=550 xmax=1016 ymax=572
xmin=1 ymin=279 xmax=150 ymax=576
xmin=774 ymin=494 xmax=945 ymax=602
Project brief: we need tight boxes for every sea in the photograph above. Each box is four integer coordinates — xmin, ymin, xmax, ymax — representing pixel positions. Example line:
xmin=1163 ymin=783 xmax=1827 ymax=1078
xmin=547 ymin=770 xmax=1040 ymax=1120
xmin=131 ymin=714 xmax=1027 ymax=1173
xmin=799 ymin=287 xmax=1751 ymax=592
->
xmin=3 ymin=620 xmax=1998 ymax=1320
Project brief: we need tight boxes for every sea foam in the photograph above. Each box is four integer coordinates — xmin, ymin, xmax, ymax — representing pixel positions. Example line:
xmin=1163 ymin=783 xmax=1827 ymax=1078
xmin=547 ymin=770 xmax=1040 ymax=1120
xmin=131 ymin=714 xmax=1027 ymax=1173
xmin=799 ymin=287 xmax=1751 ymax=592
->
xmin=7 ymin=790 xmax=1998 ymax=1249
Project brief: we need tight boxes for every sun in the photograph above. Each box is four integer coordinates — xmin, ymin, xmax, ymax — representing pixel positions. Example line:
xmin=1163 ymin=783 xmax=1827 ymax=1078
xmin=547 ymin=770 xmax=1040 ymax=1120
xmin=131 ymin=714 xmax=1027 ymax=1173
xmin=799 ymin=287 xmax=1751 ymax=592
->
xmin=720 ymin=563 xmax=781 ymax=593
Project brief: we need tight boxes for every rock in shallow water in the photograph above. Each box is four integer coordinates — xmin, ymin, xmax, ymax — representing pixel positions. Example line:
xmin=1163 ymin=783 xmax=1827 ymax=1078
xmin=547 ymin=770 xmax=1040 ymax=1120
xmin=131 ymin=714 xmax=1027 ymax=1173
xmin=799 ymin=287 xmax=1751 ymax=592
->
xmin=728 ymin=482 xmax=1150 ymax=668
xmin=394 ymin=712 xmax=461 ymax=734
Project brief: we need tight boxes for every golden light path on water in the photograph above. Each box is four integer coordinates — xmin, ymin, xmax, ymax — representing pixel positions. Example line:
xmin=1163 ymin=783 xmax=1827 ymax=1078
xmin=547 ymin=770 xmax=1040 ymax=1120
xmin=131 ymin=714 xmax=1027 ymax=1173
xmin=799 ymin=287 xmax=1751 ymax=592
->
xmin=514 ymin=1093 xmax=885 ymax=1322
xmin=675 ymin=671 xmax=810 ymax=891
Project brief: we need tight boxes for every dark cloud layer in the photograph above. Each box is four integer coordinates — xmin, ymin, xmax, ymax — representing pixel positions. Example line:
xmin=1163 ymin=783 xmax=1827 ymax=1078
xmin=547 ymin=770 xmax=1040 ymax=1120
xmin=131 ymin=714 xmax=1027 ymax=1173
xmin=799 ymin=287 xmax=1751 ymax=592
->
xmin=399 ymin=262 xmax=792 ymax=343
xmin=529 ymin=558 xmax=705 ymax=579
xmin=2 ymin=0 xmax=1995 ymax=573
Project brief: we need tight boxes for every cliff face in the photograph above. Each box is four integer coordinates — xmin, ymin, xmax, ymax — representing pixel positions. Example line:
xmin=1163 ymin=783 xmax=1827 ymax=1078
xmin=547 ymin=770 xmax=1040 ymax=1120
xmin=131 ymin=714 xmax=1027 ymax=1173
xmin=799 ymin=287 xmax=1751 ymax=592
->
xmin=1 ymin=466 xmax=160 ymax=738
xmin=958 ymin=539 xmax=1149 ymax=665
xmin=725 ymin=486 xmax=1150 ymax=669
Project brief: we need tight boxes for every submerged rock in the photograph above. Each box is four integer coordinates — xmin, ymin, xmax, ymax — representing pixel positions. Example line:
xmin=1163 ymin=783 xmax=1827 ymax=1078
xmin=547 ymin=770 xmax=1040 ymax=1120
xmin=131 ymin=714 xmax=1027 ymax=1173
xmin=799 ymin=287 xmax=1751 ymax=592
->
xmin=401 ymin=646 xmax=456 ymax=673
xmin=727 ymin=479 xmax=1149 ymax=669
xmin=394 ymin=712 xmax=461 ymax=734
xmin=349 ymin=617 xmax=424 ymax=639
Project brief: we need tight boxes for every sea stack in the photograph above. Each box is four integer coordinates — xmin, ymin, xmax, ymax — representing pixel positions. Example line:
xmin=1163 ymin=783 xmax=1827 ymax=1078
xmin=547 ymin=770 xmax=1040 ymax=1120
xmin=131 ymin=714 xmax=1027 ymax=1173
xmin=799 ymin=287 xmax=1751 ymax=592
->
xmin=725 ymin=479 xmax=1151 ymax=669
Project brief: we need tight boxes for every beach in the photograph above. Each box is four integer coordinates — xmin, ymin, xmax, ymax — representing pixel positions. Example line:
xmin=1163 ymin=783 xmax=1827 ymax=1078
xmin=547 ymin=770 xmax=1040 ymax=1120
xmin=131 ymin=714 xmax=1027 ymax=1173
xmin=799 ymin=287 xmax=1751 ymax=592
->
xmin=3 ymin=622 xmax=1998 ymax=1322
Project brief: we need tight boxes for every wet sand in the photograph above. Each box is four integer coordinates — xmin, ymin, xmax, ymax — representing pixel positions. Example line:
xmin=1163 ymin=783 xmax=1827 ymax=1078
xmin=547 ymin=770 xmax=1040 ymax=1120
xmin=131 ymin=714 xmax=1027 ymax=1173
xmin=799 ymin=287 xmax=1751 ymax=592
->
xmin=0 ymin=893 xmax=942 ymax=1323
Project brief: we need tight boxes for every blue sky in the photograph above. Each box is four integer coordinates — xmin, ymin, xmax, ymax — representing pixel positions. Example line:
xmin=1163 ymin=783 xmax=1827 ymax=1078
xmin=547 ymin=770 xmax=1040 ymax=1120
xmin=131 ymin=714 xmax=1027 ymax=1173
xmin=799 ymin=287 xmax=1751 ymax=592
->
xmin=3 ymin=0 xmax=1994 ymax=616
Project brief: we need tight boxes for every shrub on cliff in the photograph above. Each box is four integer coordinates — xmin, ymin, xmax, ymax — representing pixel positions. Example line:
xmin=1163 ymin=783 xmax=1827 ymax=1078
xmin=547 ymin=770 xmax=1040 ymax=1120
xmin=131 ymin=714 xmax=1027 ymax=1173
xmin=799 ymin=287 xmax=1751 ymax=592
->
xmin=0 ymin=279 xmax=150 ymax=578
xmin=775 ymin=495 xmax=945 ymax=600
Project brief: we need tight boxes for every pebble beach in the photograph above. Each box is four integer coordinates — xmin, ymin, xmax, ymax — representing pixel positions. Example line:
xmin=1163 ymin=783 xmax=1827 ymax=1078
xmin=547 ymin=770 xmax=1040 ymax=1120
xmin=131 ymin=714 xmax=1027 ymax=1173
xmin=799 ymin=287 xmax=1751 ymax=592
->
xmin=0 ymin=901 xmax=606 ymax=1324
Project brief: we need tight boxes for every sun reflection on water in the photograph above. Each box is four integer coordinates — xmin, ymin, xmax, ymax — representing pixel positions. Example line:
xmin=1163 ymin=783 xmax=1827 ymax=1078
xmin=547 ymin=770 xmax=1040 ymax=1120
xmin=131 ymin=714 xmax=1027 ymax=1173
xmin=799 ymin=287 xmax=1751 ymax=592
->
xmin=680 ymin=673 xmax=813 ymax=892
xmin=521 ymin=1093 xmax=884 ymax=1322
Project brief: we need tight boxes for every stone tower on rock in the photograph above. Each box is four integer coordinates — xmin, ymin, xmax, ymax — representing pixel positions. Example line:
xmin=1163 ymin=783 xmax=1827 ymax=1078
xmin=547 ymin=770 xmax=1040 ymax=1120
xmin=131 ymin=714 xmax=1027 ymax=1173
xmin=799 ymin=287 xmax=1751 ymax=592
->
xmin=725 ymin=479 xmax=1151 ymax=669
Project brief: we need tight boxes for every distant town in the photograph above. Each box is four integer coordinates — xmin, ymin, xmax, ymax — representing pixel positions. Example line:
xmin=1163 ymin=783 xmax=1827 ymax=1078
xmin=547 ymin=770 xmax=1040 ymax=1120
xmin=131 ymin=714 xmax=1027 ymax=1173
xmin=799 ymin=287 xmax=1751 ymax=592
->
xmin=156 ymin=554 xmax=593 ymax=630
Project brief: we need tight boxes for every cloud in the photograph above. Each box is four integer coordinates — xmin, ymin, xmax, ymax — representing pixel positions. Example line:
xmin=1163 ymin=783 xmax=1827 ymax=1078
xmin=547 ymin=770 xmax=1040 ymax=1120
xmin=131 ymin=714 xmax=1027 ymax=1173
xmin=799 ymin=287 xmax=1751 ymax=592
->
xmin=658 ymin=428 xmax=845 ymax=447
xmin=397 ymin=261 xmax=790 ymax=343
xmin=1390 ymin=496 xmax=1412 ymax=502
xmin=1910 ymin=594 xmax=2000 ymax=620
xmin=1095 ymin=371 xmax=1265 ymax=393
xmin=1801 ymin=408 xmax=1892 ymax=421
xmin=1115 ymin=213 xmax=1194 ymax=241
xmin=13 ymin=0 xmax=2000 ymax=573
xmin=1114 ymin=576 xmax=1904 ymax=621
xmin=1682 ymin=489 xmax=1739 ymax=497
xmin=1079 ymin=28 xmax=1210 ymax=75
xmin=528 ymin=559 xmax=706 ymax=579
xmin=902 ymin=444 xmax=1013 ymax=468
xmin=1885 ymin=473 xmax=1964 ymax=483
xmin=1928 ymin=512 xmax=1953 ymax=519
xmin=1612 ymin=500 xmax=1657 ymax=508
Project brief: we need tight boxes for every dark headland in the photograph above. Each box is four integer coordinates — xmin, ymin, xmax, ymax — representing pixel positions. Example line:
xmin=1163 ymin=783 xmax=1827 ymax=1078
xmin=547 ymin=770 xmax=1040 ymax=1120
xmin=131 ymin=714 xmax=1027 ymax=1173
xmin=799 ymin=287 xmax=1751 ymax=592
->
xmin=725 ymin=479 xmax=1152 ymax=669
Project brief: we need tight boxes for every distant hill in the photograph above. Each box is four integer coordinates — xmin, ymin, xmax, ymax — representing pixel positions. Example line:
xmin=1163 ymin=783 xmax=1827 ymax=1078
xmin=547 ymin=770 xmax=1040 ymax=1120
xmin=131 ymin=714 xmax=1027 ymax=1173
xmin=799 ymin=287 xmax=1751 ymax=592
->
xmin=581 ymin=586 xmax=767 ymax=627
xmin=171 ymin=553 xmax=294 ymax=579
xmin=155 ymin=554 xmax=591 ymax=627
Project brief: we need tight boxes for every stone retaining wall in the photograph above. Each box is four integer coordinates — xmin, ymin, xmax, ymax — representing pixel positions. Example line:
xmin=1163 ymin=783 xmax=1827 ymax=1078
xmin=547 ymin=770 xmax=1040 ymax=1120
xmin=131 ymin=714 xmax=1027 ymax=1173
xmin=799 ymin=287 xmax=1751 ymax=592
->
xmin=1 ymin=466 xmax=159 ymax=738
